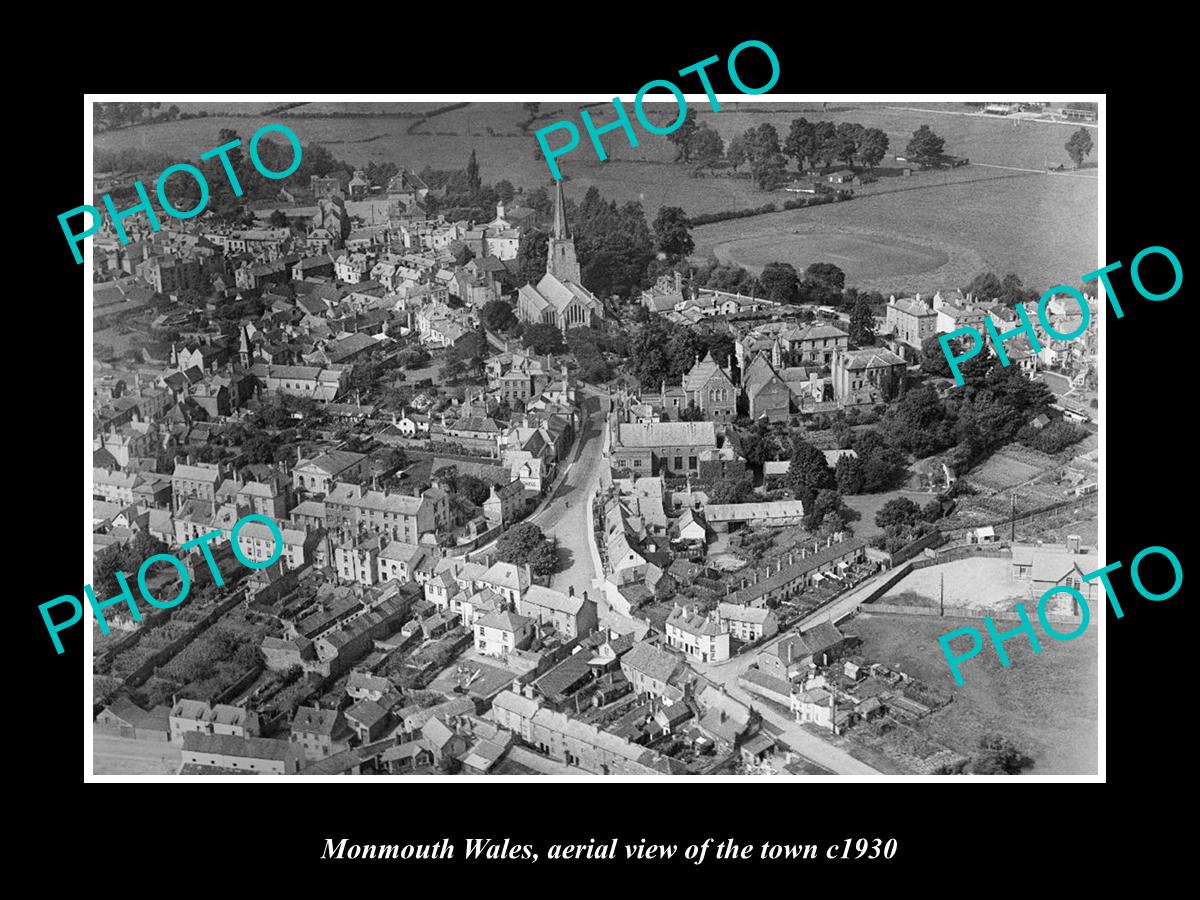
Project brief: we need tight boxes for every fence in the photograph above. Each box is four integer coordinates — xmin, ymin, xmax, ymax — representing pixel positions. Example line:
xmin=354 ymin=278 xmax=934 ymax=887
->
xmin=940 ymin=493 xmax=1098 ymax=538
xmin=910 ymin=545 xmax=1010 ymax=570
xmin=867 ymin=601 xmax=1082 ymax=626
xmin=212 ymin=663 xmax=263 ymax=706
xmin=737 ymin=675 xmax=794 ymax=709
xmin=855 ymin=563 xmax=914 ymax=606
xmin=886 ymin=530 xmax=947 ymax=566
xmin=123 ymin=590 xmax=247 ymax=689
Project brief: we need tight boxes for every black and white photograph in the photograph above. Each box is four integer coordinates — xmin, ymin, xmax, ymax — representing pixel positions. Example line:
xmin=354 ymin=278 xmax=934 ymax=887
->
xmin=79 ymin=95 xmax=1106 ymax=781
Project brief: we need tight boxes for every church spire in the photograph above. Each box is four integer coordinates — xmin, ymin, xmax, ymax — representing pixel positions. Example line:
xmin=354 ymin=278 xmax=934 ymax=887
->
xmin=552 ymin=180 xmax=570 ymax=240
xmin=545 ymin=180 xmax=581 ymax=285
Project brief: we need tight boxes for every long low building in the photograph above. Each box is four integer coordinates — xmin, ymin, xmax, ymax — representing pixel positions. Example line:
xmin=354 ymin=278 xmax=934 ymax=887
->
xmin=181 ymin=732 xmax=304 ymax=774
xmin=489 ymin=690 xmax=683 ymax=775
xmin=730 ymin=536 xmax=869 ymax=607
xmin=704 ymin=500 xmax=806 ymax=531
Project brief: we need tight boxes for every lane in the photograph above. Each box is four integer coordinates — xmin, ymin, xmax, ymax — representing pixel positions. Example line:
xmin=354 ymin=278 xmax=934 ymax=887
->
xmin=93 ymin=732 xmax=181 ymax=775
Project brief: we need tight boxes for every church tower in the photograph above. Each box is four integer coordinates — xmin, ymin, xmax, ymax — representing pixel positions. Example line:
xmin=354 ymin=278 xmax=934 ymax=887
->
xmin=546 ymin=180 xmax=581 ymax=284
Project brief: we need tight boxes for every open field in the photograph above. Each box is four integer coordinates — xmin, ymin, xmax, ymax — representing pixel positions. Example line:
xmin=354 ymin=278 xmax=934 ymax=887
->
xmin=969 ymin=450 xmax=1047 ymax=492
xmin=95 ymin=100 xmax=1098 ymax=293
xmin=695 ymin=168 xmax=1097 ymax=294
xmin=882 ymin=557 xmax=1024 ymax=611
xmin=844 ymin=488 xmax=934 ymax=539
xmin=846 ymin=612 xmax=1097 ymax=775
xmin=706 ymin=104 xmax=1099 ymax=171
xmin=713 ymin=226 xmax=950 ymax=284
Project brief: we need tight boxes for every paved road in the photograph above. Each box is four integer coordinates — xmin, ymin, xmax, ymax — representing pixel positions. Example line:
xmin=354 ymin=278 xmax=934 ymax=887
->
xmin=884 ymin=106 xmax=1098 ymax=130
xmin=93 ymin=732 xmax=181 ymax=775
xmin=535 ymin=396 xmax=609 ymax=605
xmin=685 ymin=569 xmax=906 ymax=774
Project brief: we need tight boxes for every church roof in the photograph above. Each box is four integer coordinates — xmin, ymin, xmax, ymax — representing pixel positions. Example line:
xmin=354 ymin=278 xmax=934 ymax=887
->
xmin=533 ymin=272 xmax=598 ymax=314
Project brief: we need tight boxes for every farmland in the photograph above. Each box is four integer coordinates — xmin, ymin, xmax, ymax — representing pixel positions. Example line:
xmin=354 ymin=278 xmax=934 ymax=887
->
xmin=93 ymin=100 xmax=1099 ymax=294
xmin=847 ymin=612 xmax=1097 ymax=775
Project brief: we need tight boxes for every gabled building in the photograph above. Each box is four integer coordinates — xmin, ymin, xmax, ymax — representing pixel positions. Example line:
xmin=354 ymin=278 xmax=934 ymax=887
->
xmin=516 ymin=182 xmax=604 ymax=331
xmin=681 ymin=351 xmax=737 ymax=423
xmin=831 ymin=347 xmax=906 ymax=406
xmin=518 ymin=585 xmax=598 ymax=640
xmin=885 ymin=294 xmax=938 ymax=350
xmin=741 ymin=353 xmax=792 ymax=422
xmin=665 ymin=604 xmax=730 ymax=664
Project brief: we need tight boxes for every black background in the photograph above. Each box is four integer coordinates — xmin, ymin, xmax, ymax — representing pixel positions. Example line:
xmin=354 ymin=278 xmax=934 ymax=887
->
xmin=22 ymin=21 xmax=1191 ymax=884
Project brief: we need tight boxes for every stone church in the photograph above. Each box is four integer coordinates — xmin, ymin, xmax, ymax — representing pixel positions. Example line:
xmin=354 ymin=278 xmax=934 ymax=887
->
xmin=516 ymin=182 xmax=605 ymax=331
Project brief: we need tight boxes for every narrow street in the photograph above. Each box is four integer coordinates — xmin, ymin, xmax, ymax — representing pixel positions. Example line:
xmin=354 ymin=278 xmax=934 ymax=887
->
xmin=534 ymin=392 xmax=609 ymax=605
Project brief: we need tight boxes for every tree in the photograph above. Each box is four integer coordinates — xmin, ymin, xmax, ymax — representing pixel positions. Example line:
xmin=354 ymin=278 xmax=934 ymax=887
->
xmin=881 ymin=385 xmax=955 ymax=458
xmin=875 ymin=497 xmax=921 ymax=531
xmin=525 ymin=186 xmax=551 ymax=215
xmin=784 ymin=117 xmax=816 ymax=169
xmin=456 ymin=474 xmax=491 ymax=507
xmin=812 ymin=121 xmax=838 ymax=168
xmin=495 ymin=179 xmax=515 ymax=204
xmin=759 ymin=262 xmax=800 ymax=304
xmin=517 ymin=230 xmax=549 ymax=285
xmin=834 ymin=121 xmax=862 ymax=166
xmin=653 ymin=206 xmax=694 ymax=260
xmin=268 ymin=209 xmax=288 ymax=228
xmin=849 ymin=297 xmax=875 ymax=346
xmin=972 ymin=734 xmax=1033 ymax=775
xmin=689 ymin=126 xmax=725 ymax=170
xmin=743 ymin=123 xmax=782 ymax=163
xmin=805 ymin=262 xmax=846 ymax=294
xmin=449 ymin=240 xmax=474 ymax=266
xmin=803 ymin=488 xmax=849 ymax=531
xmin=708 ymin=473 xmax=754 ymax=505
xmin=495 ymin=522 xmax=557 ymax=577
xmin=480 ymin=299 xmax=518 ymax=334
xmin=859 ymin=128 xmax=889 ymax=169
xmin=799 ymin=262 xmax=846 ymax=306
xmin=667 ymin=109 xmax=700 ymax=162
xmin=523 ymin=323 xmax=567 ymax=355
xmin=905 ymin=124 xmax=946 ymax=167
xmin=751 ymin=152 xmax=788 ymax=190
xmin=787 ymin=438 xmax=834 ymax=496
xmin=835 ymin=453 xmax=865 ymax=494
xmin=465 ymin=149 xmax=482 ymax=196
xmin=1064 ymin=127 xmax=1094 ymax=168
xmin=726 ymin=135 xmax=748 ymax=171
xmin=921 ymin=333 xmax=955 ymax=378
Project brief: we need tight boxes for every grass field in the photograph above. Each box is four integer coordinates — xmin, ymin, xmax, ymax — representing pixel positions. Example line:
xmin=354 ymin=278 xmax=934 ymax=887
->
xmin=94 ymin=100 xmax=1099 ymax=294
xmin=844 ymin=489 xmax=934 ymax=539
xmin=695 ymin=168 xmax=1097 ymax=294
xmin=847 ymin=612 xmax=1098 ymax=775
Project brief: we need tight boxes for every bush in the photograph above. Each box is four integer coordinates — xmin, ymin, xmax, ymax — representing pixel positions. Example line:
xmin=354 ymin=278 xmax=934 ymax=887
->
xmin=686 ymin=203 xmax=778 ymax=227
xmin=1020 ymin=420 xmax=1088 ymax=454
xmin=971 ymin=733 xmax=1033 ymax=775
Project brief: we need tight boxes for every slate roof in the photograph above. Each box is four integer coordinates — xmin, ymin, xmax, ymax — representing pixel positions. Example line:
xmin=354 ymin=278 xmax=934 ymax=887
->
xmin=291 ymin=706 xmax=341 ymax=737
xmin=621 ymin=641 xmax=683 ymax=683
